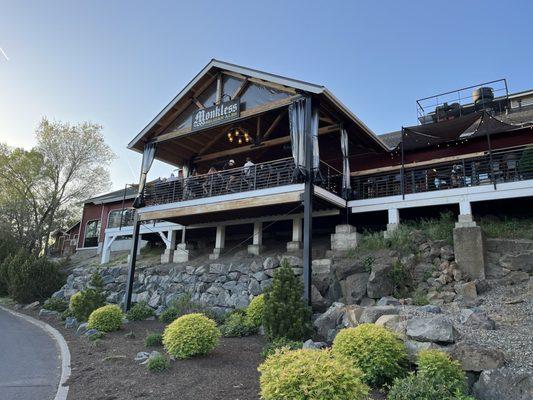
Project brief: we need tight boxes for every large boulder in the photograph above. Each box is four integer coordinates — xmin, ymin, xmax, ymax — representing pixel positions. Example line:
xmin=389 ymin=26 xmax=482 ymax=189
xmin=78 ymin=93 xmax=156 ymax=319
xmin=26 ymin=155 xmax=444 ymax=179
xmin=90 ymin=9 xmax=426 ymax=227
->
xmin=450 ymin=343 xmax=506 ymax=372
xmin=313 ymin=302 xmax=345 ymax=340
xmin=499 ymin=252 xmax=533 ymax=273
xmin=342 ymin=272 xmax=369 ymax=304
xmin=404 ymin=340 xmax=442 ymax=362
xmin=341 ymin=304 xmax=364 ymax=328
xmin=359 ymin=306 xmax=400 ymax=324
xmin=406 ymin=316 xmax=456 ymax=343
xmin=366 ymin=255 xmax=396 ymax=299
xmin=459 ymin=308 xmax=495 ymax=330
xmin=473 ymin=368 xmax=533 ymax=400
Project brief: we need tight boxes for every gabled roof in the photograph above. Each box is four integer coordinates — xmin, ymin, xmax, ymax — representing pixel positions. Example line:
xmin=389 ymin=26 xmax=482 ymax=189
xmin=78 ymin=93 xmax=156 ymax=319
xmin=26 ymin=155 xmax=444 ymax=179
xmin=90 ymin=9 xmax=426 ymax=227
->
xmin=83 ymin=185 xmax=138 ymax=205
xmin=127 ymin=59 xmax=389 ymax=153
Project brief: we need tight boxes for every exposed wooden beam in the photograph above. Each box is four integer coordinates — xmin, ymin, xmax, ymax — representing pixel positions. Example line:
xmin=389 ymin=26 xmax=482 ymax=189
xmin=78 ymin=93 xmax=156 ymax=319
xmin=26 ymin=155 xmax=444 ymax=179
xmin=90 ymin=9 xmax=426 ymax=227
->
xmin=263 ymin=110 xmax=286 ymax=140
xmin=192 ymin=98 xmax=204 ymax=109
xmin=256 ymin=115 xmax=262 ymax=143
xmin=198 ymin=131 xmax=227 ymax=156
xmin=222 ymin=71 xmax=296 ymax=94
xmin=194 ymin=124 xmax=340 ymax=163
xmin=232 ymin=78 xmax=249 ymax=99
xmin=215 ymin=73 xmax=222 ymax=104
xmin=153 ymin=95 xmax=301 ymax=144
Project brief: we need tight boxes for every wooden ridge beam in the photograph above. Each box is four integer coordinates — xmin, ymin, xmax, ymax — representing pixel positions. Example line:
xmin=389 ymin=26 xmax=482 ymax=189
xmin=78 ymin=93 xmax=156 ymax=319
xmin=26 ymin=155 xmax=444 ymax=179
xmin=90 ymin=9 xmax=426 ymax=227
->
xmin=153 ymin=95 xmax=301 ymax=144
xmin=263 ymin=110 xmax=286 ymax=140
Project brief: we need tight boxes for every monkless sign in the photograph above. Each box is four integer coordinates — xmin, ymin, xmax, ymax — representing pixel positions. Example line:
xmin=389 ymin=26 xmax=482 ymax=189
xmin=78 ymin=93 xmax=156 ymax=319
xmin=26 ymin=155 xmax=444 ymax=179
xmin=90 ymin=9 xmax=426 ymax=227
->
xmin=192 ymin=98 xmax=240 ymax=131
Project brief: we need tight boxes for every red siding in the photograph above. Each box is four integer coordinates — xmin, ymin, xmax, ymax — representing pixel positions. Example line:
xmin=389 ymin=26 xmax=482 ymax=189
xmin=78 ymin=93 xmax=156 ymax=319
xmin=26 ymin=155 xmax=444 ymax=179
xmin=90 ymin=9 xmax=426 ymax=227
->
xmin=78 ymin=199 xmax=134 ymax=248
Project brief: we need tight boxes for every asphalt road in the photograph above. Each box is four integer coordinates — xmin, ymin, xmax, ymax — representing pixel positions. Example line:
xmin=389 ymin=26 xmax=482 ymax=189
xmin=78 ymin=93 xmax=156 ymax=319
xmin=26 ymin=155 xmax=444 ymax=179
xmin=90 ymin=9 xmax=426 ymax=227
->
xmin=0 ymin=308 xmax=60 ymax=400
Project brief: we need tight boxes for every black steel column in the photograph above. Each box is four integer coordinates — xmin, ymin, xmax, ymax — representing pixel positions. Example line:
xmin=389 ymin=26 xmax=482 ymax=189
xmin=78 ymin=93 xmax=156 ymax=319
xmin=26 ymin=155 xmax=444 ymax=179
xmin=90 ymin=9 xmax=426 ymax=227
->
xmin=124 ymin=212 xmax=141 ymax=311
xmin=302 ymin=97 xmax=314 ymax=304
xmin=400 ymin=127 xmax=406 ymax=200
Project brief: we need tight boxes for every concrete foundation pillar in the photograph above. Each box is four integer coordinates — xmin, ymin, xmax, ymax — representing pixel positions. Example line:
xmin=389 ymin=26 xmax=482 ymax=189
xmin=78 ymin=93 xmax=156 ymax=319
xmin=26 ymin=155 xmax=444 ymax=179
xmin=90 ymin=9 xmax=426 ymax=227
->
xmin=331 ymin=224 xmax=361 ymax=251
xmin=161 ymin=230 xmax=178 ymax=263
xmin=453 ymin=203 xmax=485 ymax=279
xmin=287 ymin=217 xmax=303 ymax=251
xmin=384 ymin=208 xmax=400 ymax=238
xmin=248 ymin=221 xmax=264 ymax=255
xmin=174 ymin=242 xmax=193 ymax=263
xmin=209 ymin=225 xmax=226 ymax=260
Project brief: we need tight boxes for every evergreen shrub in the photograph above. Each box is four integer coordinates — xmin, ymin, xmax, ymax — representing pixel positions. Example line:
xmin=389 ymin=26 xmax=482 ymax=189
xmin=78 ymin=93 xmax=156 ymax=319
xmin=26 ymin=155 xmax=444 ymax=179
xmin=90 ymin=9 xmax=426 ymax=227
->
xmin=87 ymin=304 xmax=124 ymax=332
xmin=163 ymin=313 xmax=220 ymax=359
xmin=417 ymin=349 xmax=467 ymax=395
xmin=260 ymin=337 xmax=302 ymax=359
xmin=332 ymin=324 xmax=408 ymax=387
xmin=245 ymin=293 xmax=265 ymax=329
xmin=69 ymin=273 xmax=106 ymax=321
xmin=145 ymin=332 xmax=163 ymax=347
xmin=258 ymin=348 xmax=369 ymax=400
xmin=126 ymin=301 xmax=154 ymax=321
xmin=220 ymin=310 xmax=254 ymax=337
xmin=43 ymin=297 xmax=69 ymax=312
xmin=387 ymin=373 xmax=475 ymax=400
xmin=262 ymin=260 xmax=312 ymax=340
xmin=146 ymin=354 xmax=169 ymax=373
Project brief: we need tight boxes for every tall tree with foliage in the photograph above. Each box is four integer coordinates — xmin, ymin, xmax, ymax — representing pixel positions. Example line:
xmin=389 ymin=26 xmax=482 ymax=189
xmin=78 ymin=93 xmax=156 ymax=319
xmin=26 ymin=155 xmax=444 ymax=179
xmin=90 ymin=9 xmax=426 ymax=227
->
xmin=0 ymin=118 xmax=115 ymax=253
xmin=262 ymin=260 xmax=312 ymax=340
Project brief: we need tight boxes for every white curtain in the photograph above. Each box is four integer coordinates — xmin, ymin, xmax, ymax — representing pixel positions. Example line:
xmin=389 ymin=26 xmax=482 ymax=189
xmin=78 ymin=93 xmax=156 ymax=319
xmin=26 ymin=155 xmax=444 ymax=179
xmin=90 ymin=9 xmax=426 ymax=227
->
xmin=133 ymin=142 xmax=156 ymax=208
xmin=340 ymin=127 xmax=351 ymax=198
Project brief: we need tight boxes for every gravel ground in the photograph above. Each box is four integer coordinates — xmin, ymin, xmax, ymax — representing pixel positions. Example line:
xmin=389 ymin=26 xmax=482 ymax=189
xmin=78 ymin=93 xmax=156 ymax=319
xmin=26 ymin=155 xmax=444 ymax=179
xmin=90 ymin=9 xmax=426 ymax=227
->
xmin=400 ymin=279 xmax=533 ymax=373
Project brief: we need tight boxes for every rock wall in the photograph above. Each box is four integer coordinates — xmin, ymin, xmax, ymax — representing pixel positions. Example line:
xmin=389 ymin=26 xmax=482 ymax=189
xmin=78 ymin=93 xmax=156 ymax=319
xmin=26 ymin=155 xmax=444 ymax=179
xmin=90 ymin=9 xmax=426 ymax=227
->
xmin=485 ymin=238 xmax=533 ymax=279
xmin=54 ymin=254 xmax=307 ymax=314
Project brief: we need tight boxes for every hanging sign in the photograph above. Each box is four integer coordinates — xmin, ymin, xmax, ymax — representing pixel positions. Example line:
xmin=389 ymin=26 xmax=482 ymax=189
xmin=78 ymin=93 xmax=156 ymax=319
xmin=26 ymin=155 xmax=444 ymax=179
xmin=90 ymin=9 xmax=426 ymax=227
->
xmin=192 ymin=98 xmax=240 ymax=131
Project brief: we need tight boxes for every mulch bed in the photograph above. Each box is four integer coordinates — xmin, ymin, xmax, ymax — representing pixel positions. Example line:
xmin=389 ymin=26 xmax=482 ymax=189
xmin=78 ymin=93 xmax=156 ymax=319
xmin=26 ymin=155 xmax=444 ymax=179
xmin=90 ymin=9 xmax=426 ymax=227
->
xmin=15 ymin=308 xmax=387 ymax=400
xmin=19 ymin=309 xmax=265 ymax=400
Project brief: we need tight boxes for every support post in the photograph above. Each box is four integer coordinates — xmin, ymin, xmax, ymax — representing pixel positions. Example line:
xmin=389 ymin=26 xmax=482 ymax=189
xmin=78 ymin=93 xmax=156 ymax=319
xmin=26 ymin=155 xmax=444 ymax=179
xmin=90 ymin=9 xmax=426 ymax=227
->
xmin=303 ymin=97 xmax=314 ymax=305
xmin=124 ymin=213 xmax=141 ymax=311
xmin=384 ymin=208 xmax=400 ymax=238
xmin=248 ymin=221 xmax=264 ymax=255
xmin=287 ymin=217 xmax=303 ymax=251
xmin=161 ymin=229 xmax=178 ymax=263
xmin=210 ymin=225 xmax=226 ymax=260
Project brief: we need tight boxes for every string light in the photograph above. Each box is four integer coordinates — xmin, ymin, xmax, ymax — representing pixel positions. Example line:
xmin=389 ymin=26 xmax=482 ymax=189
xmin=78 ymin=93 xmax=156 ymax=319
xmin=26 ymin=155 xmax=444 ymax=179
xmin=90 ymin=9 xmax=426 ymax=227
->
xmin=226 ymin=127 xmax=252 ymax=145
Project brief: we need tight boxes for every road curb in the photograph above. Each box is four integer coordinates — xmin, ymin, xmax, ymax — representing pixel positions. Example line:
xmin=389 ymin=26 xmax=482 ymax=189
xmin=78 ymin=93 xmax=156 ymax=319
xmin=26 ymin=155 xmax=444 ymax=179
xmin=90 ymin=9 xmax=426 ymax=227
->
xmin=0 ymin=305 xmax=71 ymax=400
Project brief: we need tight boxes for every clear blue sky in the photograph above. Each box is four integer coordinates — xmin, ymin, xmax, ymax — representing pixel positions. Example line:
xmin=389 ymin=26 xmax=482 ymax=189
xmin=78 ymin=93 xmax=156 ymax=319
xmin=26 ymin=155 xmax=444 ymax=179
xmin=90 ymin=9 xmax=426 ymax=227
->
xmin=1 ymin=1 xmax=532 ymax=191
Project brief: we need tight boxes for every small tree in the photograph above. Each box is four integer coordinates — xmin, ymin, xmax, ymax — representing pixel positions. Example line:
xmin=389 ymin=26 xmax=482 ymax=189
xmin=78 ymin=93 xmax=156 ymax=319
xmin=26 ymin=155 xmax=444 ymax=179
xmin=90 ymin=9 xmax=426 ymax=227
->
xmin=263 ymin=260 xmax=312 ymax=340
xmin=519 ymin=145 xmax=533 ymax=179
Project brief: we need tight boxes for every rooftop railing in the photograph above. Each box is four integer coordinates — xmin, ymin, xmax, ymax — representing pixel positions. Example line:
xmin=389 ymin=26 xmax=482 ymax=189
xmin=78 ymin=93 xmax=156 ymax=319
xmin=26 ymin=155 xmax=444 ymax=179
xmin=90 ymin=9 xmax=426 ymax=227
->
xmin=144 ymin=158 xmax=343 ymax=207
xmin=351 ymin=146 xmax=533 ymax=200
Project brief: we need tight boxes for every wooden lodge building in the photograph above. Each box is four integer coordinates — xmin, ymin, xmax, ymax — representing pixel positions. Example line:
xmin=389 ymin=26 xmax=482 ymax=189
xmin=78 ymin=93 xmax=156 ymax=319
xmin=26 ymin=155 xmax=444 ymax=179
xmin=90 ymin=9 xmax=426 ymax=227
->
xmin=63 ymin=60 xmax=533 ymax=307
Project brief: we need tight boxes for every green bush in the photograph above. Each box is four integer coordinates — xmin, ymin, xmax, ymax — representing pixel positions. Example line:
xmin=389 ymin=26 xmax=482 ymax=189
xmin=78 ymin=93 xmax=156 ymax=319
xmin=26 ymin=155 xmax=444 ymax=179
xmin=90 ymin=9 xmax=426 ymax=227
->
xmin=263 ymin=260 xmax=312 ymax=340
xmin=87 ymin=304 xmax=123 ymax=332
xmin=519 ymin=145 xmax=533 ymax=178
xmin=261 ymin=337 xmax=302 ymax=359
xmin=387 ymin=374 xmax=475 ymax=400
xmin=163 ymin=313 xmax=220 ymax=359
xmin=417 ymin=350 xmax=467 ymax=395
xmin=69 ymin=273 xmax=106 ymax=322
xmin=159 ymin=306 xmax=180 ymax=323
xmin=411 ymin=289 xmax=429 ymax=306
xmin=258 ymin=348 xmax=369 ymax=400
xmin=145 ymin=332 xmax=163 ymax=347
xmin=146 ymin=354 xmax=169 ymax=373
xmin=220 ymin=310 xmax=254 ymax=337
xmin=43 ymin=297 xmax=69 ymax=312
xmin=332 ymin=324 xmax=408 ymax=387
xmin=4 ymin=251 xmax=64 ymax=303
xmin=126 ymin=301 xmax=154 ymax=321
xmin=245 ymin=293 xmax=265 ymax=329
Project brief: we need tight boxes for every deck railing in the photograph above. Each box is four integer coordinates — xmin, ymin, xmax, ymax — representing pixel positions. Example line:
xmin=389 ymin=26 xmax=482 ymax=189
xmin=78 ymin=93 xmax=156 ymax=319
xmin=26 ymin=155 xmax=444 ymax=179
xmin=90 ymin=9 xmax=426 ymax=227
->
xmin=351 ymin=146 xmax=533 ymax=200
xmin=144 ymin=158 xmax=343 ymax=207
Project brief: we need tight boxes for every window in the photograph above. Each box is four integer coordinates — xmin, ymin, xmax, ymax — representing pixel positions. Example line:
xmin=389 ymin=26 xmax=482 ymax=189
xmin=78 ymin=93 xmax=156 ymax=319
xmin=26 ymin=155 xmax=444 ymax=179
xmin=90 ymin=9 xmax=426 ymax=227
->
xmin=83 ymin=220 xmax=100 ymax=248
xmin=107 ymin=208 xmax=135 ymax=229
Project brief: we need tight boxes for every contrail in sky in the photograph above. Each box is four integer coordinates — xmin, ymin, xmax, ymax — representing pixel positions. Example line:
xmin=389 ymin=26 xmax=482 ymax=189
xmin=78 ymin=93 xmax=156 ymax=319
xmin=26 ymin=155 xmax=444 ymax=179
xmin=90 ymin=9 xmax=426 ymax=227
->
xmin=0 ymin=47 xmax=9 ymax=61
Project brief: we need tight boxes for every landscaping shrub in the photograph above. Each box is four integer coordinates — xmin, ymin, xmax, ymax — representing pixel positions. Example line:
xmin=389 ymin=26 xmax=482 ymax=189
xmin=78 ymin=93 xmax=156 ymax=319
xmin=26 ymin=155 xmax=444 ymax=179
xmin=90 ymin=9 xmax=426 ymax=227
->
xmin=126 ymin=301 xmax=154 ymax=321
xmin=387 ymin=374 xmax=475 ymax=400
xmin=263 ymin=260 xmax=312 ymax=340
xmin=163 ymin=313 xmax=220 ymax=359
xmin=0 ymin=254 xmax=13 ymax=296
xmin=159 ymin=306 xmax=180 ymax=323
xmin=519 ymin=144 xmax=533 ymax=179
xmin=332 ymin=324 xmax=408 ymax=387
xmin=411 ymin=289 xmax=429 ymax=306
xmin=145 ymin=332 xmax=163 ymax=347
xmin=220 ymin=310 xmax=254 ymax=337
xmin=87 ymin=304 xmax=124 ymax=332
xmin=4 ymin=251 xmax=64 ymax=303
xmin=146 ymin=354 xmax=169 ymax=373
xmin=261 ymin=337 xmax=302 ymax=359
xmin=245 ymin=293 xmax=265 ymax=329
xmin=43 ymin=297 xmax=69 ymax=312
xmin=417 ymin=349 xmax=467 ymax=395
xmin=69 ymin=273 xmax=106 ymax=322
xmin=258 ymin=348 xmax=369 ymax=400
